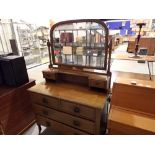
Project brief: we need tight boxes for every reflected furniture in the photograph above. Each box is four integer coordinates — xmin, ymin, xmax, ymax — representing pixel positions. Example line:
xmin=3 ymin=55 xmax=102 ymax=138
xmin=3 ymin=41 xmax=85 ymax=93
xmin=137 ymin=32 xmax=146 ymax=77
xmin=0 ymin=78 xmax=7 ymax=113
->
xmin=28 ymin=19 xmax=112 ymax=135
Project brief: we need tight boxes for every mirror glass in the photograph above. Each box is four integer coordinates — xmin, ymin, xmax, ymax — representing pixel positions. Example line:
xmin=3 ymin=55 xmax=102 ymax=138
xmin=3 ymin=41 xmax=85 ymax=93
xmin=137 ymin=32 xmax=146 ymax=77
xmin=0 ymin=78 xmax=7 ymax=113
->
xmin=52 ymin=21 xmax=107 ymax=69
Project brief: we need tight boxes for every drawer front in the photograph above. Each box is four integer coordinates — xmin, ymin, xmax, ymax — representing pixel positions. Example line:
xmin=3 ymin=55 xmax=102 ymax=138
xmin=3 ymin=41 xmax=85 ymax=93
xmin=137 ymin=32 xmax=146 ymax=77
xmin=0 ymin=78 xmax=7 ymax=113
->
xmin=89 ymin=79 xmax=107 ymax=89
xmin=60 ymin=100 xmax=96 ymax=121
xmin=43 ymin=72 xmax=56 ymax=80
xmin=30 ymin=93 xmax=59 ymax=110
xmin=36 ymin=115 xmax=89 ymax=135
xmin=34 ymin=105 xmax=95 ymax=134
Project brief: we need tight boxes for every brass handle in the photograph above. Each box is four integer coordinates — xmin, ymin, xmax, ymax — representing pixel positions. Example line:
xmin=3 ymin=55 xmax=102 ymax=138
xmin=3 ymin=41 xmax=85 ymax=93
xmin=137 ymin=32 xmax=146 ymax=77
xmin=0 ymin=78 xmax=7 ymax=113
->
xmin=73 ymin=120 xmax=80 ymax=127
xmin=42 ymin=98 xmax=48 ymax=104
xmin=45 ymin=121 xmax=51 ymax=127
xmin=74 ymin=107 xmax=80 ymax=113
xmin=42 ymin=110 xmax=48 ymax=116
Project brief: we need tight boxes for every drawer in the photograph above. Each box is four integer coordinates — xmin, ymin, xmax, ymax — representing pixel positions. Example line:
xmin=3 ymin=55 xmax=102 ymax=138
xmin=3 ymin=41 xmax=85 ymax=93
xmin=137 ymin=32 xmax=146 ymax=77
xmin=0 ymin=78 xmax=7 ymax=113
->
xmin=36 ymin=115 xmax=89 ymax=135
xmin=60 ymin=100 xmax=96 ymax=121
xmin=89 ymin=79 xmax=107 ymax=89
xmin=43 ymin=71 xmax=56 ymax=80
xmin=34 ymin=105 xmax=95 ymax=134
xmin=30 ymin=93 xmax=59 ymax=110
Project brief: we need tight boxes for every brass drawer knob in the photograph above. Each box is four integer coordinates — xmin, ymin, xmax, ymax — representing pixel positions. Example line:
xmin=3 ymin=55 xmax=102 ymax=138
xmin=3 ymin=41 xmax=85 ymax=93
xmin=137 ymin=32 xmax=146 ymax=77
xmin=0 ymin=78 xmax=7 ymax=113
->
xmin=73 ymin=120 xmax=80 ymax=127
xmin=74 ymin=107 xmax=80 ymax=113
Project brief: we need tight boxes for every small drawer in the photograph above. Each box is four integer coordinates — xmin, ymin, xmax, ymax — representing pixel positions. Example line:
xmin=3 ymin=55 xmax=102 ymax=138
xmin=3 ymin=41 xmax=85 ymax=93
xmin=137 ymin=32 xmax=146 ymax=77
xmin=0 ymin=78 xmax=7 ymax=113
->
xmin=89 ymin=79 xmax=107 ymax=89
xmin=60 ymin=100 xmax=96 ymax=121
xmin=43 ymin=72 xmax=56 ymax=80
xmin=36 ymin=115 xmax=89 ymax=135
xmin=30 ymin=93 xmax=59 ymax=110
xmin=34 ymin=105 xmax=95 ymax=134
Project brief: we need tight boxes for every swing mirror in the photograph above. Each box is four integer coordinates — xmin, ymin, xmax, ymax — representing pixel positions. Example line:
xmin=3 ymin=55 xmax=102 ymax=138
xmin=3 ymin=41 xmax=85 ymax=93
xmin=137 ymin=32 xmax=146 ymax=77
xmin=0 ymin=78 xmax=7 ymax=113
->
xmin=50 ymin=19 xmax=109 ymax=70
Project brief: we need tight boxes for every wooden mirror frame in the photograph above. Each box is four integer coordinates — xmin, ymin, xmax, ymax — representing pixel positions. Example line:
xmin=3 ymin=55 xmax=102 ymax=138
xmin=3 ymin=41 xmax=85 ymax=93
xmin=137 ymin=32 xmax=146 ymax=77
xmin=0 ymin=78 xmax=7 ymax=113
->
xmin=49 ymin=19 xmax=109 ymax=71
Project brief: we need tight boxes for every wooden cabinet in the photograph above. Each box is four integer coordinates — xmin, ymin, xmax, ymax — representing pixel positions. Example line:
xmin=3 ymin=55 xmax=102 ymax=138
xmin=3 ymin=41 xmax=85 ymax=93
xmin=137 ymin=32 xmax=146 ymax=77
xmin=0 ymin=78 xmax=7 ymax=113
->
xmin=127 ymin=41 xmax=135 ymax=53
xmin=108 ymin=78 xmax=155 ymax=135
xmin=0 ymin=80 xmax=35 ymax=135
xmin=108 ymin=106 xmax=155 ymax=135
xmin=127 ymin=37 xmax=155 ymax=55
xmin=28 ymin=82 xmax=108 ymax=135
xmin=111 ymin=78 xmax=155 ymax=116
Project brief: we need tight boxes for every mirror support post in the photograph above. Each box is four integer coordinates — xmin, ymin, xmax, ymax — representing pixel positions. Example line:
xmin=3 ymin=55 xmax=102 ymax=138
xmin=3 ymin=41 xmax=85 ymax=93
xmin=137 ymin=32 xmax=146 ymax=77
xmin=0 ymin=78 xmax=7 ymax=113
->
xmin=47 ymin=39 xmax=53 ymax=68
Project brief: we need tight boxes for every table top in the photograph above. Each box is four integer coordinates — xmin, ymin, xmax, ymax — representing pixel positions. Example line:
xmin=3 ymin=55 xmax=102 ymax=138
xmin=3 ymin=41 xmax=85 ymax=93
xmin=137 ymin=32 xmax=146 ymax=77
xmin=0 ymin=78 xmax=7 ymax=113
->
xmin=109 ymin=106 xmax=155 ymax=133
xmin=0 ymin=79 xmax=35 ymax=98
xmin=112 ymin=54 xmax=155 ymax=61
xmin=114 ymin=77 xmax=155 ymax=89
xmin=28 ymin=82 xmax=107 ymax=109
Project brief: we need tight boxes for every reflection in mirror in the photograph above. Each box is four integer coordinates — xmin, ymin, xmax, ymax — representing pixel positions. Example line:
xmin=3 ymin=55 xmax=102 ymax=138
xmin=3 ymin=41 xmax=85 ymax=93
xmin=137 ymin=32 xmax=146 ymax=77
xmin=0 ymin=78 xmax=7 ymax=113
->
xmin=52 ymin=21 xmax=107 ymax=69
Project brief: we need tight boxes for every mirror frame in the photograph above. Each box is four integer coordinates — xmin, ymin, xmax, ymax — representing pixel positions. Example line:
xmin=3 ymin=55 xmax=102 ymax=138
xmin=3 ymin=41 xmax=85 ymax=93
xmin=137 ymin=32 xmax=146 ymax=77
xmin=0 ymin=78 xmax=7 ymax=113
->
xmin=50 ymin=19 xmax=109 ymax=70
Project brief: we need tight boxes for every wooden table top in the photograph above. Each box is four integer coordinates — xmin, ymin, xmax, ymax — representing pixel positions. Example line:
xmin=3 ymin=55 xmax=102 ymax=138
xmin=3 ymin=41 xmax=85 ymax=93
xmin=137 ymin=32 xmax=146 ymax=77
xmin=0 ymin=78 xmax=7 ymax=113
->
xmin=109 ymin=106 xmax=155 ymax=133
xmin=28 ymin=82 xmax=107 ymax=109
xmin=0 ymin=80 xmax=35 ymax=98
xmin=112 ymin=54 xmax=155 ymax=61
xmin=114 ymin=77 xmax=155 ymax=89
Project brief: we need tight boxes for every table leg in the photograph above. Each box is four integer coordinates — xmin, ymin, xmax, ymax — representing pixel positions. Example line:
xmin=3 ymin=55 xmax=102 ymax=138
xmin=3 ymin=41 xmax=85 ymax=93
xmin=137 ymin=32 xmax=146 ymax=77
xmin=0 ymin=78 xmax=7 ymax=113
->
xmin=147 ymin=61 xmax=152 ymax=80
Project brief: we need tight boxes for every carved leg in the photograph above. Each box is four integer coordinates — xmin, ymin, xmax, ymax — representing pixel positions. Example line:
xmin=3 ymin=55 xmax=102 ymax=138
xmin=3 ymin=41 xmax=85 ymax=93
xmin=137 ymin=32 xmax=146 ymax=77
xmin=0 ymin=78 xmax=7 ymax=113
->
xmin=37 ymin=124 xmax=42 ymax=135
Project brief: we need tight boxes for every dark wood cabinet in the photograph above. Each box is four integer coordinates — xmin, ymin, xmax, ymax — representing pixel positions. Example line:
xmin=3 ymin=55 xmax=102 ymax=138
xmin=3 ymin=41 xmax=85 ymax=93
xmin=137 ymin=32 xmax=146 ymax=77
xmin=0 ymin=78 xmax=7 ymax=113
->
xmin=0 ymin=80 xmax=35 ymax=134
xmin=127 ymin=37 xmax=155 ymax=55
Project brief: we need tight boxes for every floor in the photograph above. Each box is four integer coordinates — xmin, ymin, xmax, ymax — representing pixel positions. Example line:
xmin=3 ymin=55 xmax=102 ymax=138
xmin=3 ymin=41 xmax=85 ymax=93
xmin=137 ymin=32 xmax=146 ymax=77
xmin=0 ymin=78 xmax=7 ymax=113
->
xmin=24 ymin=43 xmax=155 ymax=135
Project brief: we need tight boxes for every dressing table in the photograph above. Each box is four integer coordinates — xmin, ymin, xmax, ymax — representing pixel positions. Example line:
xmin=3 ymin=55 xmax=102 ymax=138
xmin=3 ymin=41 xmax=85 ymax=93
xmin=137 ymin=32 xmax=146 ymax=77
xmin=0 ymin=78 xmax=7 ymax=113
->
xmin=28 ymin=19 xmax=112 ymax=134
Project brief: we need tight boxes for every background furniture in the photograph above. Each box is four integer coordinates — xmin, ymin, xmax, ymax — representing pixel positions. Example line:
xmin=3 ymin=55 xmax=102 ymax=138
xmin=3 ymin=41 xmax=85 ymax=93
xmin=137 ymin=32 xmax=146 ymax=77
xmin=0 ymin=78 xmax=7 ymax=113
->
xmin=127 ymin=41 xmax=135 ymax=53
xmin=127 ymin=37 xmax=155 ymax=55
xmin=108 ymin=78 xmax=155 ymax=134
xmin=0 ymin=80 xmax=35 ymax=134
xmin=112 ymin=53 xmax=155 ymax=80
xmin=108 ymin=106 xmax=155 ymax=135
xmin=0 ymin=56 xmax=29 ymax=86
